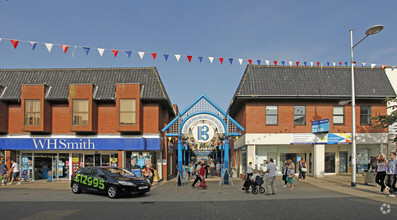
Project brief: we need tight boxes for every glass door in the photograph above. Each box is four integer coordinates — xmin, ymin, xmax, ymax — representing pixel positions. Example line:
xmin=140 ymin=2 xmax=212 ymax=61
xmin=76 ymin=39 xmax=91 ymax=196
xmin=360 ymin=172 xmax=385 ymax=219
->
xmin=58 ymin=153 xmax=70 ymax=179
xmin=84 ymin=155 xmax=94 ymax=167
xmin=339 ymin=152 xmax=348 ymax=173
xmin=94 ymin=154 xmax=101 ymax=167
xmin=101 ymin=155 xmax=110 ymax=166
xmin=325 ymin=152 xmax=336 ymax=173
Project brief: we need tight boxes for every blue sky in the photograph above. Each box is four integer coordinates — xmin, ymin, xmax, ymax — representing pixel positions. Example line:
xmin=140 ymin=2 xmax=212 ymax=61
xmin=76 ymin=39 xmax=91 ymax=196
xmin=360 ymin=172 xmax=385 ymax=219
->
xmin=0 ymin=0 xmax=396 ymax=111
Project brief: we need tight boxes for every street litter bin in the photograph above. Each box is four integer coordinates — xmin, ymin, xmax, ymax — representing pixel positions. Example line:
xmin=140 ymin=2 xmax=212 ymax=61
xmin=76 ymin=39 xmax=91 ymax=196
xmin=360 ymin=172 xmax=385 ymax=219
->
xmin=363 ymin=170 xmax=375 ymax=185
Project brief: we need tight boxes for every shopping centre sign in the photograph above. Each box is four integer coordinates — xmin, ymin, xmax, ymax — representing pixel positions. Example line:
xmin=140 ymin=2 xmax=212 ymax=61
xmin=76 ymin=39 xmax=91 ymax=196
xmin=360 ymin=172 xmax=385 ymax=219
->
xmin=181 ymin=113 xmax=226 ymax=143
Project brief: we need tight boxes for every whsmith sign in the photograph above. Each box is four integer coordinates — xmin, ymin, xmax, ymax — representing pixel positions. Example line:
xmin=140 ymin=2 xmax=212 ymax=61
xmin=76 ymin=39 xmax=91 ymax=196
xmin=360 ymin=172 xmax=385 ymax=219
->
xmin=0 ymin=138 xmax=161 ymax=150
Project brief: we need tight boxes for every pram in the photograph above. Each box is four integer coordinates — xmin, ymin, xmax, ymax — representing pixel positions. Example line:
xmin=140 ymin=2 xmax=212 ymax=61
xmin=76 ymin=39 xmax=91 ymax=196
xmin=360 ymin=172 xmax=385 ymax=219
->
xmin=242 ymin=175 xmax=265 ymax=194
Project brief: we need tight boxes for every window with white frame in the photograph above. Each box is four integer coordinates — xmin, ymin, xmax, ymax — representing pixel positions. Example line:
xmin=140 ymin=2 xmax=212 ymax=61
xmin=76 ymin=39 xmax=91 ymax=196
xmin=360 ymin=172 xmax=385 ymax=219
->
xmin=294 ymin=105 xmax=306 ymax=125
xmin=119 ymin=99 xmax=137 ymax=125
xmin=333 ymin=106 xmax=344 ymax=125
xmin=266 ymin=106 xmax=278 ymax=125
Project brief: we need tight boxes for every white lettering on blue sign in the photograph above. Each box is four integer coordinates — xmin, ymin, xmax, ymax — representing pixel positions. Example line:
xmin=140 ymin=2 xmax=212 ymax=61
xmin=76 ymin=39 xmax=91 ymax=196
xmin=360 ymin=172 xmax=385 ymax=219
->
xmin=32 ymin=139 xmax=95 ymax=150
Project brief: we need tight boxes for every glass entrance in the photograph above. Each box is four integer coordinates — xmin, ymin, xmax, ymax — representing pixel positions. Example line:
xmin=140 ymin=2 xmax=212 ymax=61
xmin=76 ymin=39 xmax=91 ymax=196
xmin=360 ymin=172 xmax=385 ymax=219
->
xmin=101 ymin=155 xmax=110 ymax=166
xmin=339 ymin=151 xmax=348 ymax=173
xmin=34 ymin=153 xmax=56 ymax=180
xmin=58 ymin=153 xmax=70 ymax=179
xmin=84 ymin=154 xmax=94 ymax=167
xmin=325 ymin=152 xmax=336 ymax=173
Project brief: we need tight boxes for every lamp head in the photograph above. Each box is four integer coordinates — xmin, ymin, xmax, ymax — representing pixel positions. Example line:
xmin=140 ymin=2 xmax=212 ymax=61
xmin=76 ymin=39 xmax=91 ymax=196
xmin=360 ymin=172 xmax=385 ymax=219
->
xmin=365 ymin=25 xmax=384 ymax=36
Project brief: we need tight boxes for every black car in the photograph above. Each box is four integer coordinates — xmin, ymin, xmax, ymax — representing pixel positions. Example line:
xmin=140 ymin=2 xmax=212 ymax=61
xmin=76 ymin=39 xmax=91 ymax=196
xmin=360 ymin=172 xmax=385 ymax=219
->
xmin=70 ymin=166 xmax=151 ymax=198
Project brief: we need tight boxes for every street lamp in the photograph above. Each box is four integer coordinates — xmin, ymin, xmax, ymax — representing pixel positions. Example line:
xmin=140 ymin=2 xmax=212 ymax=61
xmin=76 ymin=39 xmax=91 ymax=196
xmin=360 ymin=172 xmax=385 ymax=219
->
xmin=350 ymin=25 xmax=383 ymax=187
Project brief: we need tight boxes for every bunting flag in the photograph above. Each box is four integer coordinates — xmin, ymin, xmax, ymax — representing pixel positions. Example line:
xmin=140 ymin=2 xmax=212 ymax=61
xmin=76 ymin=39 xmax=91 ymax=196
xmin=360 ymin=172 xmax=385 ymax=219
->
xmin=310 ymin=62 xmax=313 ymax=67
xmin=339 ymin=62 xmax=342 ymax=66
xmin=97 ymin=48 xmax=105 ymax=56
xmin=317 ymin=62 xmax=320 ymax=67
xmin=248 ymin=59 xmax=252 ymax=65
xmin=381 ymin=65 xmax=386 ymax=70
xmin=229 ymin=58 xmax=233 ymax=65
xmin=187 ymin=55 xmax=192 ymax=62
xmin=198 ymin=56 xmax=203 ymax=63
xmin=138 ymin=51 xmax=145 ymax=60
xmin=0 ymin=38 xmax=2 ymax=43
xmin=265 ymin=60 xmax=270 ymax=66
xmin=345 ymin=62 xmax=348 ymax=66
xmin=274 ymin=61 xmax=277 ymax=66
xmin=62 ymin=45 xmax=69 ymax=54
xmin=333 ymin=62 xmax=336 ymax=67
xmin=392 ymin=66 xmax=396 ymax=71
xmin=287 ymin=61 xmax=291 ymax=66
xmin=175 ymin=54 xmax=181 ymax=62
xmin=208 ymin=57 xmax=214 ymax=63
xmin=296 ymin=61 xmax=299 ymax=67
xmin=371 ymin=63 xmax=376 ymax=68
xmin=112 ymin=50 xmax=119 ymax=57
xmin=125 ymin=51 xmax=132 ymax=58
xmin=83 ymin=47 xmax=90 ymax=55
xmin=164 ymin=54 xmax=169 ymax=61
xmin=219 ymin=58 xmax=224 ymax=64
xmin=282 ymin=61 xmax=285 ymax=66
xmin=327 ymin=62 xmax=330 ymax=67
xmin=45 ymin=43 xmax=53 ymax=53
xmin=151 ymin=53 xmax=157 ymax=60
xmin=238 ymin=58 xmax=243 ymax=65
xmin=10 ymin=40 xmax=19 ymax=49
xmin=362 ymin=62 xmax=366 ymax=67
xmin=29 ymin=42 xmax=37 ymax=51
xmin=257 ymin=60 xmax=261 ymax=65
xmin=304 ymin=62 xmax=307 ymax=66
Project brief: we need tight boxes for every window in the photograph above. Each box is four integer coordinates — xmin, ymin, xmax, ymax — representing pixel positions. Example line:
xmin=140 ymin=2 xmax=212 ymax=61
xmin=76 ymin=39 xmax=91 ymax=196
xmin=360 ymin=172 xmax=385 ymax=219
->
xmin=266 ymin=106 xmax=278 ymax=125
xmin=294 ymin=106 xmax=306 ymax=125
xmin=120 ymin=99 xmax=136 ymax=125
xmin=25 ymin=99 xmax=41 ymax=125
xmin=333 ymin=106 xmax=344 ymax=125
xmin=72 ymin=99 xmax=89 ymax=125
xmin=360 ymin=105 xmax=372 ymax=125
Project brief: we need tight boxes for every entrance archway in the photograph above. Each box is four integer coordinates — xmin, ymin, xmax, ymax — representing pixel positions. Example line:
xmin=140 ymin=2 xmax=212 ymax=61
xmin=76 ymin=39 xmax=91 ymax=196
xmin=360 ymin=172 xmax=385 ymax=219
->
xmin=162 ymin=94 xmax=244 ymax=184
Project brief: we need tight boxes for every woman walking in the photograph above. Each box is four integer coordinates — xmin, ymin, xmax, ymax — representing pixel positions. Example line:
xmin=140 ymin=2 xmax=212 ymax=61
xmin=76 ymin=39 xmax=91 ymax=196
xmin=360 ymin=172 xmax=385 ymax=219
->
xmin=281 ymin=160 xmax=289 ymax=187
xmin=298 ymin=158 xmax=307 ymax=181
xmin=375 ymin=155 xmax=387 ymax=194
xmin=286 ymin=159 xmax=295 ymax=189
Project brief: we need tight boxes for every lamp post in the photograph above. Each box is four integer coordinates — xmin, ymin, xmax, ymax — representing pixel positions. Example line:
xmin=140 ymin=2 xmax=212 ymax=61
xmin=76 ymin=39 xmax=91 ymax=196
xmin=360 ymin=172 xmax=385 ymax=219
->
xmin=350 ymin=25 xmax=383 ymax=187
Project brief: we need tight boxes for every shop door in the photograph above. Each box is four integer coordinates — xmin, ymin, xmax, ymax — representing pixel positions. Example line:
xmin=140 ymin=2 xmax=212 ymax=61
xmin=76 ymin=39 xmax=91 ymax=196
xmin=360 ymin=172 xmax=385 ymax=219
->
xmin=94 ymin=154 xmax=101 ymax=167
xmin=325 ymin=152 xmax=336 ymax=173
xmin=58 ymin=153 xmax=70 ymax=179
xmin=101 ymin=155 xmax=110 ymax=166
xmin=84 ymin=155 xmax=94 ymax=167
xmin=339 ymin=152 xmax=348 ymax=173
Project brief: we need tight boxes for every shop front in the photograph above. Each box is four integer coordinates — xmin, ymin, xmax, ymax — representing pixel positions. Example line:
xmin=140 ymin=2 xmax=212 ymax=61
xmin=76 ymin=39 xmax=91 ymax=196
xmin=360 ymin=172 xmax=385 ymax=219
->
xmin=0 ymin=136 xmax=163 ymax=181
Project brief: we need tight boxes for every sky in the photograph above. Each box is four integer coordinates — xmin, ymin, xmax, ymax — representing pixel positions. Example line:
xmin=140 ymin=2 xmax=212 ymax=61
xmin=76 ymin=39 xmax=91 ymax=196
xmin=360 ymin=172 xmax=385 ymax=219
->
xmin=0 ymin=0 xmax=396 ymax=112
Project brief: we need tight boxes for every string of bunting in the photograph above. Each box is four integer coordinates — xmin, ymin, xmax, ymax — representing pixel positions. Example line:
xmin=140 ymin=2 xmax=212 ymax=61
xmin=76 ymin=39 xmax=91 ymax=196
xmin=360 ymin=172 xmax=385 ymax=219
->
xmin=0 ymin=37 xmax=392 ymax=70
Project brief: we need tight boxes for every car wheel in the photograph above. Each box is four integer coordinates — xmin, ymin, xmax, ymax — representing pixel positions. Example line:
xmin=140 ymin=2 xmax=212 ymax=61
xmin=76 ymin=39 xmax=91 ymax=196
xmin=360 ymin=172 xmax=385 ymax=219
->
xmin=107 ymin=185 xmax=118 ymax=199
xmin=72 ymin=182 xmax=82 ymax=194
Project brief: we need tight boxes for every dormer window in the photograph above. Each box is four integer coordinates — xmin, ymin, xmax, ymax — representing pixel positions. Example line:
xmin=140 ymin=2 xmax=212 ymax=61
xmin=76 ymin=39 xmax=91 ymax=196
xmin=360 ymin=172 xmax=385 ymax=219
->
xmin=72 ymin=99 xmax=89 ymax=126
xmin=119 ymin=99 xmax=136 ymax=125
xmin=24 ymin=99 xmax=41 ymax=125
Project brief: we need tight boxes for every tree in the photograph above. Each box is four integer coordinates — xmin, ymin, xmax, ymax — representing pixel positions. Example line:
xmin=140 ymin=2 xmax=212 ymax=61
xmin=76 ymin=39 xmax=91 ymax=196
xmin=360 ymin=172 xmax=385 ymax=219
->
xmin=372 ymin=98 xmax=397 ymax=142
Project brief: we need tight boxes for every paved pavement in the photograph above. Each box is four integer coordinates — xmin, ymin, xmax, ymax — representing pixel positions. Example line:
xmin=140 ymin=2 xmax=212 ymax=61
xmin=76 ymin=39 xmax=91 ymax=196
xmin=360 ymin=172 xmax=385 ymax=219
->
xmin=0 ymin=175 xmax=396 ymax=219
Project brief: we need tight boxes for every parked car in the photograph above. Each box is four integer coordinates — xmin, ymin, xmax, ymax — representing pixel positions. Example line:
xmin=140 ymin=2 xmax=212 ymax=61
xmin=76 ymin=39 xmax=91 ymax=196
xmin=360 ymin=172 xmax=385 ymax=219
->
xmin=71 ymin=166 xmax=151 ymax=198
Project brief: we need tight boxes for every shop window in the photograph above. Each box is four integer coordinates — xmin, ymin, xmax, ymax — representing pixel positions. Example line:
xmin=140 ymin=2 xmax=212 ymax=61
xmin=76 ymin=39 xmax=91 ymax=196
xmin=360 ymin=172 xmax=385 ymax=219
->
xmin=266 ymin=106 xmax=278 ymax=125
xmin=119 ymin=99 xmax=137 ymax=125
xmin=333 ymin=106 xmax=344 ymax=125
xmin=24 ymin=99 xmax=41 ymax=125
xmin=360 ymin=105 xmax=372 ymax=125
xmin=294 ymin=106 xmax=306 ymax=125
xmin=72 ymin=99 xmax=89 ymax=125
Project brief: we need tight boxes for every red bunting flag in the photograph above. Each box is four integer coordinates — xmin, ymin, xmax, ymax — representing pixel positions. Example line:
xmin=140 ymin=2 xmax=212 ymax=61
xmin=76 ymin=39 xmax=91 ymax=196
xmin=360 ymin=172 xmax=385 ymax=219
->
xmin=274 ymin=61 xmax=277 ymax=66
xmin=317 ymin=62 xmax=320 ymax=67
xmin=61 ymin=45 xmax=69 ymax=53
xmin=339 ymin=62 xmax=342 ymax=66
xmin=248 ymin=59 xmax=252 ymax=65
xmin=296 ymin=61 xmax=299 ymax=67
xmin=187 ymin=55 xmax=192 ymax=63
xmin=151 ymin=53 xmax=157 ymax=60
xmin=10 ymin=40 xmax=19 ymax=49
xmin=219 ymin=58 xmax=224 ymax=64
xmin=381 ymin=65 xmax=386 ymax=70
xmin=112 ymin=50 xmax=119 ymax=57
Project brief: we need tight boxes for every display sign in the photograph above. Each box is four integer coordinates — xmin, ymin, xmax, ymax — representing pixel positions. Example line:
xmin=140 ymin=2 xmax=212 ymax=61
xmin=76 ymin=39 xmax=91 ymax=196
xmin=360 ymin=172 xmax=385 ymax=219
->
xmin=181 ymin=114 xmax=225 ymax=143
xmin=291 ymin=133 xmax=351 ymax=144
xmin=312 ymin=119 xmax=329 ymax=133
xmin=0 ymin=138 xmax=161 ymax=150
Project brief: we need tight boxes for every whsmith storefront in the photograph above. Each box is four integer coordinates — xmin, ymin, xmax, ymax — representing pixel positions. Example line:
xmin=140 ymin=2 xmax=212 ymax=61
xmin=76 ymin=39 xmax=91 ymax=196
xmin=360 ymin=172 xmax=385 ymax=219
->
xmin=0 ymin=136 xmax=163 ymax=181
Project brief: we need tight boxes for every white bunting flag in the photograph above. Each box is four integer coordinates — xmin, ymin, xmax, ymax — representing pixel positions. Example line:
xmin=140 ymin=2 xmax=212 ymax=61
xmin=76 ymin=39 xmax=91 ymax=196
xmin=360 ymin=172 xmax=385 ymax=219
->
xmin=238 ymin=58 xmax=243 ymax=65
xmin=362 ymin=62 xmax=366 ymax=67
xmin=371 ymin=63 xmax=376 ymax=68
xmin=333 ymin=62 xmax=336 ymax=67
xmin=208 ymin=57 xmax=214 ymax=63
xmin=288 ymin=61 xmax=292 ymax=66
xmin=265 ymin=60 xmax=269 ymax=66
xmin=45 ymin=43 xmax=53 ymax=53
xmin=310 ymin=62 xmax=313 ymax=67
xmin=0 ymin=38 xmax=2 ymax=44
xmin=97 ymin=48 xmax=105 ymax=56
xmin=175 ymin=54 xmax=181 ymax=62
xmin=138 ymin=51 xmax=145 ymax=60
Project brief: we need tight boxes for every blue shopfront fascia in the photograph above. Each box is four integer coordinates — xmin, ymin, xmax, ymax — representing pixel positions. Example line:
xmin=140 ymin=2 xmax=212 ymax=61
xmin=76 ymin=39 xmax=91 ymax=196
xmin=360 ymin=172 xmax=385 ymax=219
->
xmin=0 ymin=137 xmax=161 ymax=151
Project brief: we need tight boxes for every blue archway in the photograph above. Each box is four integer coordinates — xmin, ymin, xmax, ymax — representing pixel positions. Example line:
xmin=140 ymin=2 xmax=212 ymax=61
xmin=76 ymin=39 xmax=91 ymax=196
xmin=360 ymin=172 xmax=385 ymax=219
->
xmin=162 ymin=94 xmax=244 ymax=185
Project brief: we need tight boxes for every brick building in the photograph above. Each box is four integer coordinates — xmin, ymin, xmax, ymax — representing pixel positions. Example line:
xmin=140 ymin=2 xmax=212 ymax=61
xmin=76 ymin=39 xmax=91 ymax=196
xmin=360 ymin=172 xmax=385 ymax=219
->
xmin=0 ymin=67 xmax=176 ymax=182
xmin=229 ymin=66 xmax=396 ymax=178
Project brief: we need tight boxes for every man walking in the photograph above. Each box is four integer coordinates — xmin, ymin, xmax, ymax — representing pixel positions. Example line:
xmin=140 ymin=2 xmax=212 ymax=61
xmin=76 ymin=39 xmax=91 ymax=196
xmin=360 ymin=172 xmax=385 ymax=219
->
xmin=0 ymin=160 xmax=8 ymax=186
xmin=246 ymin=162 xmax=253 ymax=180
xmin=8 ymin=160 xmax=21 ymax=185
xmin=191 ymin=161 xmax=202 ymax=187
xmin=386 ymin=152 xmax=397 ymax=197
xmin=265 ymin=158 xmax=277 ymax=195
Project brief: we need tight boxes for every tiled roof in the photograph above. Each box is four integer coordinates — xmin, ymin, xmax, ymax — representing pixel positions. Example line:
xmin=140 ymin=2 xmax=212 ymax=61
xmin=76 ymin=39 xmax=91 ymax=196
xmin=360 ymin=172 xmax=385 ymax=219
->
xmin=0 ymin=67 xmax=172 ymax=104
xmin=229 ymin=66 xmax=396 ymax=110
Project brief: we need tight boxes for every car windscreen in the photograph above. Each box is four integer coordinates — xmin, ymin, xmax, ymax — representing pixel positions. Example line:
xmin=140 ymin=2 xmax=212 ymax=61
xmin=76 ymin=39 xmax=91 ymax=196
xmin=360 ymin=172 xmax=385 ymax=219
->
xmin=101 ymin=167 xmax=137 ymax=178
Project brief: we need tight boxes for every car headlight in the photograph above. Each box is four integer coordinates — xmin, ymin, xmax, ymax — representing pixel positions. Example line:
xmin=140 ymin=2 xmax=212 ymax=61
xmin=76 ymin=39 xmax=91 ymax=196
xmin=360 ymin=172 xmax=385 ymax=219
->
xmin=118 ymin=181 xmax=136 ymax=186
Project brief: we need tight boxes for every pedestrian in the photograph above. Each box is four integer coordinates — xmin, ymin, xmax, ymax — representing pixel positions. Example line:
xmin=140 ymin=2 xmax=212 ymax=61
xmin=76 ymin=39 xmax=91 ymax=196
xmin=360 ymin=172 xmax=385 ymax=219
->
xmin=0 ymin=160 xmax=8 ymax=186
xmin=281 ymin=160 xmax=289 ymax=188
xmin=216 ymin=161 xmax=221 ymax=176
xmin=265 ymin=158 xmax=277 ymax=195
xmin=204 ymin=162 xmax=209 ymax=178
xmin=375 ymin=154 xmax=387 ymax=194
xmin=386 ymin=152 xmax=397 ymax=197
xmin=188 ymin=162 xmax=194 ymax=180
xmin=191 ymin=161 xmax=202 ymax=187
xmin=298 ymin=158 xmax=307 ymax=181
xmin=8 ymin=160 xmax=21 ymax=185
xmin=286 ymin=159 xmax=295 ymax=189
xmin=197 ymin=162 xmax=207 ymax=189
xmin=210 ymin=161 xmax=215 ymax=176
xmin=246 ymin=162 xmax=253 ymax=180
xmin=259 ymin=164 xmax=264 ymax=176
